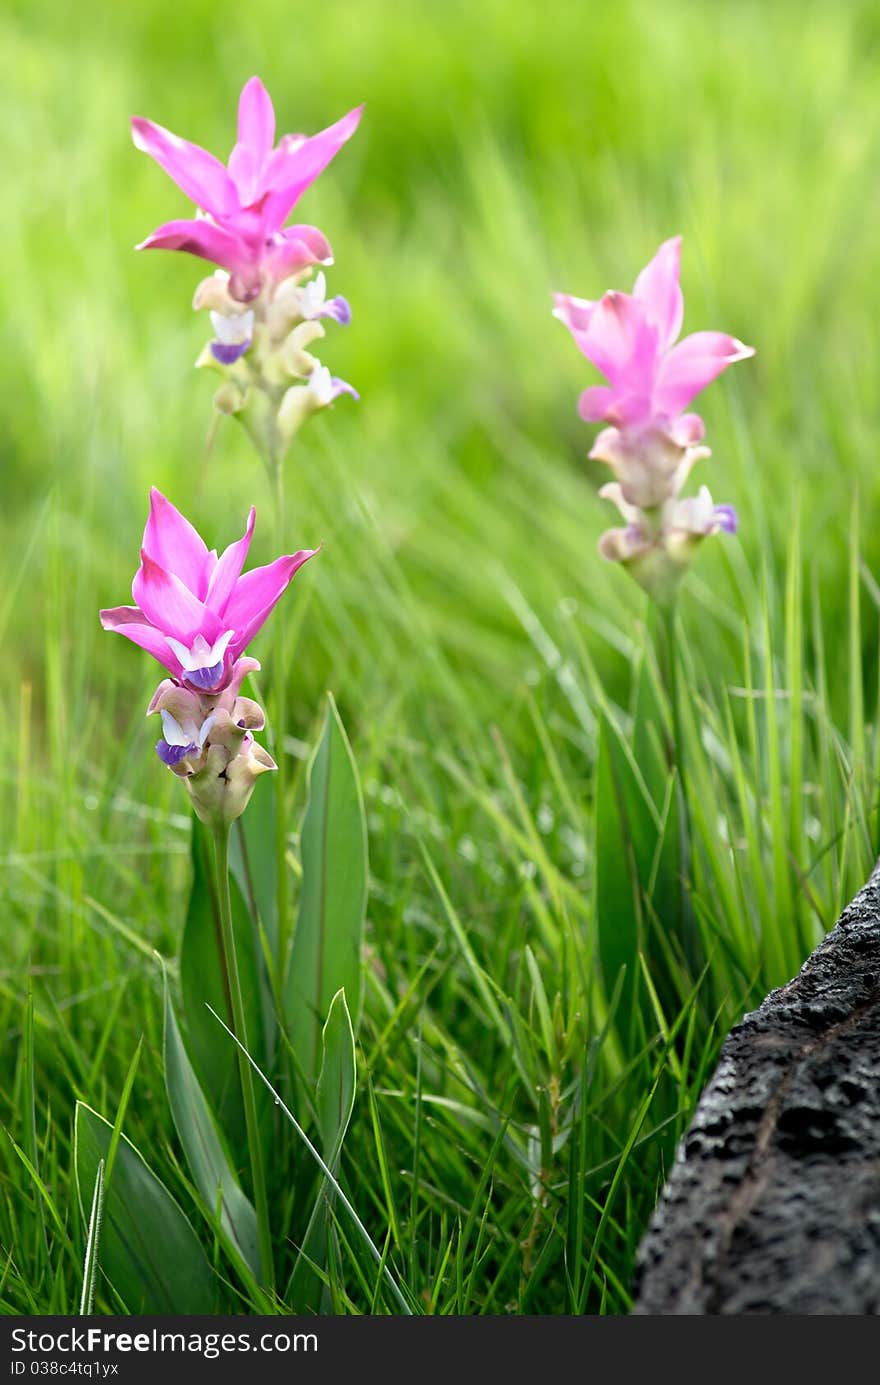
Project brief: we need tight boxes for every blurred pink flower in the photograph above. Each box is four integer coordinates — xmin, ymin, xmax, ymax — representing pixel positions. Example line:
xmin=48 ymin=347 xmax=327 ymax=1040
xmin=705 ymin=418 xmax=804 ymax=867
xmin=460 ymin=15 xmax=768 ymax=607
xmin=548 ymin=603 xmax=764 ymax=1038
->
xmin=553 ymin=236 xmax=753 ymax=438
xmin=100 ymin=488 xmax=316 ymax=691
xmin=132 ymin=76 xmax=362 ymax=296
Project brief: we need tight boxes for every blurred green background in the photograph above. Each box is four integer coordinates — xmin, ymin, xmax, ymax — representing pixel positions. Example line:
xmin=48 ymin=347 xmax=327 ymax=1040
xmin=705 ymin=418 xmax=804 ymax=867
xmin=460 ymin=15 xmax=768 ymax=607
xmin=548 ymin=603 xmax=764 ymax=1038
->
xmin=4 ymin=0 xmax=880 ymax=1314
xmin=6 ymin=0 xmax=880 ymax=724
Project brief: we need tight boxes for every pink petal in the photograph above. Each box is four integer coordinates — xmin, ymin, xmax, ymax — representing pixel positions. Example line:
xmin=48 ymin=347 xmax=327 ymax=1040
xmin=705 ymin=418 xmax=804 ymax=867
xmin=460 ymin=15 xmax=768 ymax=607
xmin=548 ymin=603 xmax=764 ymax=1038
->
xmin=237 ymin=76 xmax=275 ymax=160
xmin=99 ymin=611 xmax=182 ymax=678
xmin=552 ymin=292 xmax=596 ymax=336
xmin=133 ymin=551 xmax=222 ymax=646
xmin=136 ymin=218 xmax=255 ymax=282
xmin=260 ymin=105 xmax=363 ymax=231
xmin=100 ymin=603 xmax=146 ymax=630
xmin=225 ymin=549 xmax=318 ymax=652
xmin=131 ymin=117 xmax=237 ymax=219
xmin=228 ymin=77 xmax=277 ymax=204
xmin=142 ymin=488 xmax=213 ymax=601
xmin=206 ymin=507 xmax=256 ymax=616
xmin=579 ymin=291 xmax=661 ymax=394
xmin=655 ymin=331 xmax=755 ymax=415
xmin=633 ymin=236 xmax=684 ymax=349
xmin=668 ymin=412 xmax=705 ymax=446
xmin=577 ymin=386 xmax=618 ymax=423
xmin=262 ymin=224 xmax=333 ymax=279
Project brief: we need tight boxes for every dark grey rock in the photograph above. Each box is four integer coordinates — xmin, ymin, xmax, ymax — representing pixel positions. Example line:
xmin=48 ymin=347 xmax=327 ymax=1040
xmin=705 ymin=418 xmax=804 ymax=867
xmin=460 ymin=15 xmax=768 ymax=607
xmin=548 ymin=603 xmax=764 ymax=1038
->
xmin=632 ymin=864 xmax=880 ymax=1314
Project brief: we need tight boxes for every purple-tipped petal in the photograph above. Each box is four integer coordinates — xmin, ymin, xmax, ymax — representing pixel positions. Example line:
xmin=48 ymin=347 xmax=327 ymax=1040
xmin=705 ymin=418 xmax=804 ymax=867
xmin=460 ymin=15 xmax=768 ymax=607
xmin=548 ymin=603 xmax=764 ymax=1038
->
xmin=133 ymin=551 xmax=222 ymax=646
xmin=714 ymin=504 xmax=738 ymax=534
xmin=210 ymin=339 xmax=251 ymax=364
xmin=184 ymin=661 xmax=225 ymax=691
xmin=330 ymin=376 xmax=359 ymax=402
xmin=655 ymin=331 xmax=755 ymax=415
xmin=143 ymin=488 xmax=213 ymax=601
xmin=131 ymin=117 xmax=237 ymax=219
xmin=136 ymin=217 xmax=256 ymax=283
xmin=633 ymin=236 xmax=684 ymax=349
xmin=224 ymin=548 xmax=318 ymax=652
xmin=206 ymin=507 xmax=256 ymax=616
xmin=321 ymin=295 xmax=351 ymax=325
xmin=261 ymin=105 xmax=363 ymax=230
xmin=157 ymin=739 xmax=198 ymax=767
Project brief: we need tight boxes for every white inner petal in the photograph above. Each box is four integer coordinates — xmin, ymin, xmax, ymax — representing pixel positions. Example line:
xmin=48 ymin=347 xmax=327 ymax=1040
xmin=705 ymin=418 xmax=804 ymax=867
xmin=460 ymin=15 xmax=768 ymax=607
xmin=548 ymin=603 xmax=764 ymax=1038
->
xmin=197 ymin=714 xmax=216 ymax=748
xmin=308 ymin=364 xmax=333 ymax=405
xmin=160 ymin=710 xmax=194 ymax=747
xmin=210 ymin=309 xmax=255 ymax=345
xmin=166 ymin=630 xmax=235 ymax=672
xmin=299 ymin=272 xmax=327 ymax=318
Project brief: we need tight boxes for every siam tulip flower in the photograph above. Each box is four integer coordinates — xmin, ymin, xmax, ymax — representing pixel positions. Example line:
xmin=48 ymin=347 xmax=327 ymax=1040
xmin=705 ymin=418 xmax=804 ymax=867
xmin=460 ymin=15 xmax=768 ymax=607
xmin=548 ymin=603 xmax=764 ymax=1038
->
xmin=132 ymin=78 xmax=362 ymax=470
xmin=132 ymin=76 xmax=363 ymax=299
xmin=553 ymin=236 xmax=753 ymax=457
xmin=100 ymin=488 xmax=316 ymax=693
xmin=554 ymin=236 xmax=753 ymax=599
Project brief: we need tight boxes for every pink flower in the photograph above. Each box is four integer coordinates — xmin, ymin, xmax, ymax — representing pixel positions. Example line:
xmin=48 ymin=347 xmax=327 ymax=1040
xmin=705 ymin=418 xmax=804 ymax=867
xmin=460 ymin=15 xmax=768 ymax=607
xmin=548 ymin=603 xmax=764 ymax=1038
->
xmin=553 ymin=236 xmax=754 ymax=437
xmin=132 ymin=76 xmax=362 ymax=296
xmin=100 ymin=489 xmax=316 ymax=691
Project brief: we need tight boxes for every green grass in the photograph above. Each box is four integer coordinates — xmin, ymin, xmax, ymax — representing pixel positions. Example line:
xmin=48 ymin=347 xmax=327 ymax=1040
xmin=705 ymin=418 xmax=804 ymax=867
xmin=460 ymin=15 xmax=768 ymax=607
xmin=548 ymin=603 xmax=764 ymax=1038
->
xmin=2 ymin=0 xmax=880 ymax=1314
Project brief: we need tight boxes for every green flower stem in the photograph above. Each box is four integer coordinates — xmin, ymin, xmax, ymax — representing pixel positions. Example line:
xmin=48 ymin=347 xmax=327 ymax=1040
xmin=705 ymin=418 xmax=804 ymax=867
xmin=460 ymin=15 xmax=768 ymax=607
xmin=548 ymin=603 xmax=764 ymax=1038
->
xmin=211 ymin=824 xmax=274 ymax=1290
xmin=658 ymin=603 xmax=700 ymax=973
xmin=270 ymin=458 xmax=291 ymax=981
xmin=239 ymin=389 xmax=291 ymax=991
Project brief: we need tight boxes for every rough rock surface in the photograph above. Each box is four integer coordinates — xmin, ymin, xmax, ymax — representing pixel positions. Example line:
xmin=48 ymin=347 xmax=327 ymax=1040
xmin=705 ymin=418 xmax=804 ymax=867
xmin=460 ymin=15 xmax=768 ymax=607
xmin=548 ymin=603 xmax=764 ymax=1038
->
xmin=633 ymin=865 xmax=880 ymax=1314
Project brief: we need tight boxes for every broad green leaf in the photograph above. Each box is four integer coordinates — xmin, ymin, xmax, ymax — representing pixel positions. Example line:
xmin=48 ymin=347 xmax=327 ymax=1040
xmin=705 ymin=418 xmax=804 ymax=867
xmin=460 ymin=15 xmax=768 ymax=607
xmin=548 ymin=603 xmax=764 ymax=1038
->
xmin=286 ymin=989 xmax=357 ymax=1312
xmin=162 ymin=971 xmax=261 ymax=1283
xmin=284 ymin=695 xmax=367 ymax=1089
xmin=180 ymin=818 xmax=272 ymax=1159
xmin=74 ymin=1102 xmax=215 ymax=1314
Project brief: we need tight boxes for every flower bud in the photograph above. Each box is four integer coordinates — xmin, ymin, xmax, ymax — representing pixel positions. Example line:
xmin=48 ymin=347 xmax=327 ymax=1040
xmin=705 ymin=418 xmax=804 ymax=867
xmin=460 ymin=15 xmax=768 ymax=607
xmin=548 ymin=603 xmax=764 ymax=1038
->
xmin=186 ymin=737 xmax=277 ymax=828
xmin=214 ymin=381 xmax=247 ymax=414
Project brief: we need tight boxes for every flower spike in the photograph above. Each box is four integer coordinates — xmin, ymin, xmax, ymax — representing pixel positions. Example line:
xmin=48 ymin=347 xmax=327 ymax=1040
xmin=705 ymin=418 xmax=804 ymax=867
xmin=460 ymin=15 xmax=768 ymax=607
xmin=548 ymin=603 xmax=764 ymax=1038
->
xmin=554 ymin=236 xmax=754 ymax=600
